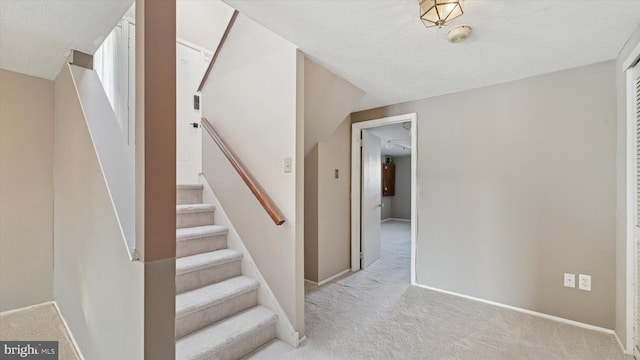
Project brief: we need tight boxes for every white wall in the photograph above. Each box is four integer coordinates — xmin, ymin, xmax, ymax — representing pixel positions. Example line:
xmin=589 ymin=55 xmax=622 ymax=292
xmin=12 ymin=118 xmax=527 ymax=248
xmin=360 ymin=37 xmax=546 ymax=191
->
xmin=54 ymin=64 xmax=144 ymax=359
xmin=305 ymin=118 xmax=354 ymax=283
xmin=294 ymin=50 xmax=305 ymax=335
xmin=200 ymin=13 xmax=304 ymax=334
xmin=304 ymin=146 xmax=319 ymax=282
xmin=353 ymin=61 xmax=617 ymax=329
xmin=0 ymin=69 xmax=54 ymax=312
xmin=177 ymin=0 xmax=235 ymax=53
xmin=304 ymin=58 xmax=363 ymax=156
xmin=70 ymin=65 xmax=135 ymax=257
xmin=390 ymin=155 xmax=411 ymax=220
xmin=615 ymin=22 xmax=640 ymax=349
xmin=316 ymin=118 xmax=352 ymax=282
xmin=303 ymin=57 xmax=363 ymax=283
xmin=380 ymin=155 xmax=411 ymax=221
xmin=381 ymin=196 xmax=392 ymax=220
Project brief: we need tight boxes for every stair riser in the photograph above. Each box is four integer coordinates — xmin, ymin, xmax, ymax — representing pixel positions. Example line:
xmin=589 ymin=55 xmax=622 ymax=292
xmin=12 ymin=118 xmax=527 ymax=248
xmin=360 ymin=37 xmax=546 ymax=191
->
xmin=203 ymin=322 xmax=276 ymax=360
xmin=176 ymin=210 xmax=215 ymax=229
xmin=175 ymin=289 xmax=258 ymax=339
xmin=176 ymin=261 xmax=241 ymax=294
xmin=177 ymin=188 xmax=203 ymax=205
xmin=176 ymin=234 xmax=227 ymax=258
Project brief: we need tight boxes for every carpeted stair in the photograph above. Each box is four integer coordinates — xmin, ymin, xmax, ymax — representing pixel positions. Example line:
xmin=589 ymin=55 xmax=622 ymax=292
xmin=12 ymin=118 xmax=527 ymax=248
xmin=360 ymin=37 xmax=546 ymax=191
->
xmin=176 ymin=184 xmax=277 ymax=360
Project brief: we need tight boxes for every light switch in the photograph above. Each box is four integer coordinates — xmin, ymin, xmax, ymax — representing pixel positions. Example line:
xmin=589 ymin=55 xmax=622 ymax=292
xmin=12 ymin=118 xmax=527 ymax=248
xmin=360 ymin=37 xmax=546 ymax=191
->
xmin=284 ymin=158 xmax=292 ymax=173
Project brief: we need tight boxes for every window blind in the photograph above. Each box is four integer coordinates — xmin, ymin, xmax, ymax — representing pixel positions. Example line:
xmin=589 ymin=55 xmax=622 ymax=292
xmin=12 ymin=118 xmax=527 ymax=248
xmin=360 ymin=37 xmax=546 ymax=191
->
xmin=636 ymin=76 xmax=640 ymax=226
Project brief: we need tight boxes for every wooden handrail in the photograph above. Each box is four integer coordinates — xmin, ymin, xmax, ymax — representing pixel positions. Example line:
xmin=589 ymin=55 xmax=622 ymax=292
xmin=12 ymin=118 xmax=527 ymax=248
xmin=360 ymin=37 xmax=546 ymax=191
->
xmin=201 ymin=117 xmax=286 ymax=226
xmin=198 ymin=11 xmax=285 ymax=225
xmin=197 ymin=10 xmax=239 ymax=92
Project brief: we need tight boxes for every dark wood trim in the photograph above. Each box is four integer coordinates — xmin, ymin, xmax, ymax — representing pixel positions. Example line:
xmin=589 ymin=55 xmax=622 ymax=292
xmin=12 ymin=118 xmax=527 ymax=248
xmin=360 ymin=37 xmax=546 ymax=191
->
xmin=197 ymin=10 xmax=239 ymax=92
xmin=201 ymin=117 xmax=286 ymax=226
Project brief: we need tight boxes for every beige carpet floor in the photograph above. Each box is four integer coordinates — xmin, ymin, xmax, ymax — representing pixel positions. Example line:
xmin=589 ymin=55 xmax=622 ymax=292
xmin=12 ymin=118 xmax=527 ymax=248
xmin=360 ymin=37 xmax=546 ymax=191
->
xmin=248 ymin=220 xmax=632 ymax=360
xmin=0 ymin=303 xmax=80 ymax=360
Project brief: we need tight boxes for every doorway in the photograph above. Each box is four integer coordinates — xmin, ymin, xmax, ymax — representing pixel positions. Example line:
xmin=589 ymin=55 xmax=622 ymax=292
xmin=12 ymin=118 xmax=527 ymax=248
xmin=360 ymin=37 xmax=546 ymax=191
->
xmin=351 ymin=113 xmax=417 ymax=284
xmin=176 ymin=42 xmax=211 ymax=184
xmin=104 ymin=12 xmax=212 ymax=185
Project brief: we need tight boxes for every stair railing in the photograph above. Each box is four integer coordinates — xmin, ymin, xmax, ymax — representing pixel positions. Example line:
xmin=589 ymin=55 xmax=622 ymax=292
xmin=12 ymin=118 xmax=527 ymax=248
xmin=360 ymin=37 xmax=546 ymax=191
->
xmin=201 ymin=117 xmax=286 ymax=226
xmin=197 ymin=9 xmax=284 ymax=226
xmin=198 ymin=10 xmax=239 ymax=92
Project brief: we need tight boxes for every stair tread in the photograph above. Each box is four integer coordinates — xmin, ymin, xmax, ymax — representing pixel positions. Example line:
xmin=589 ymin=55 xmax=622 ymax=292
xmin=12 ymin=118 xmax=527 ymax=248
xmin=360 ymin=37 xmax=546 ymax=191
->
xmin=176 ymin=225 xmax=228 ymax=241
xmin=176 ymin=306 xmax=277 ymax=359
xmin=176 ymin=276 xmax=259 ymax=318
xmin=177 ymin=184 xmax=204 ymax=190
xmin=176 ymin=249 xmax=242 ymax=276
xmin=176 ymin=203 xmax=215 ymax=214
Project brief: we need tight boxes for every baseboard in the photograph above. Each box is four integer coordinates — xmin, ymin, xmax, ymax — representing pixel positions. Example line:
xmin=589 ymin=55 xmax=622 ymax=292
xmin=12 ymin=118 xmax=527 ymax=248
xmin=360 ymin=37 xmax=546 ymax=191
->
xmin=612 ymin=331 xmax=631 ymax=355
xmin=413 ymin=283 xmax=617 ymax=336
xmin=319 ymin=269 xmax=351 ymax=286
xmin=52 ymin=302 xmax=86 ymax=360
xmin=297 ymin=335 xmax=307 ymax=346
xmin=306 ymin=269 xmax=351 ymax=287
xmin=382 ymin=217 xmax=410 ymax=223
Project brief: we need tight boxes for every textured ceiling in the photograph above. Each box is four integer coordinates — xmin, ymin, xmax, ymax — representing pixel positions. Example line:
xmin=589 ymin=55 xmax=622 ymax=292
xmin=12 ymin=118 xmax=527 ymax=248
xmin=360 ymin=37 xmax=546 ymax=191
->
xmin=368 ymin=122 xmax=412 ymax=157
xmin=223 ymin=0 xmax=640 ymax=111
xmin=0 ymin=0 xmax=133 ymax=80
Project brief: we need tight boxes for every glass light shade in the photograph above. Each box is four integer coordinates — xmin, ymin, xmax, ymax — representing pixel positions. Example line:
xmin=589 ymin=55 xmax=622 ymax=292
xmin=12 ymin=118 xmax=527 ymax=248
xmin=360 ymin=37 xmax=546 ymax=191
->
xmin=419 ymin=0 xmax=463 ymax=28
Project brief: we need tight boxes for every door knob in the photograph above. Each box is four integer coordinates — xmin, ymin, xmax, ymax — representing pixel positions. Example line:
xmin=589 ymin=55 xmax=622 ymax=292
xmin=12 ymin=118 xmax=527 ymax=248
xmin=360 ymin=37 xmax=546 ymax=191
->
xmin=190 ymin=122 xmax=200 ymax=128
xmin=377 ymin=203 xmax=384 ymax=208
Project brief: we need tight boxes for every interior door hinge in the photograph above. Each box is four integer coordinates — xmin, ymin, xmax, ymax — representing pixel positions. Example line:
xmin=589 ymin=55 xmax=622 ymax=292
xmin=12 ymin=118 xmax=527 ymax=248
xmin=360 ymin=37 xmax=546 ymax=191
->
xmin=360 ymin=252 xmax=363 ymax=259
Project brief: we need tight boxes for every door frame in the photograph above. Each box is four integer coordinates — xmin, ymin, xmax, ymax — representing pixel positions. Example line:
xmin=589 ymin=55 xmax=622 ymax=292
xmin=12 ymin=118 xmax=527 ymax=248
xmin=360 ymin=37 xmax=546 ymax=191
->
xmin=350 ymin=113 xmax=418 ymax=285
xmin=624 ymin=45 xmax=640 ymax=356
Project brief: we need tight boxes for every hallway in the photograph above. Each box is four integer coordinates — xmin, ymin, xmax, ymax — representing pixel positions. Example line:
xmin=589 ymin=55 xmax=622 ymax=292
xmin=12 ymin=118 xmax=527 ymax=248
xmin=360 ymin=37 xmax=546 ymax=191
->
xmin=248 ymin=220 xmax=629 ymax=360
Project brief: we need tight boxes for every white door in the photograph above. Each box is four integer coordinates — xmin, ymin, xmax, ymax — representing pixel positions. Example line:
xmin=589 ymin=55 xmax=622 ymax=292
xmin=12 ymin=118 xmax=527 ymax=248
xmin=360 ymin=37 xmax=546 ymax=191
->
xmin=631 ymin=63 xmax=640 ymax=357
xmin=361 ymin=129 xmax=382 ymax=269
xmin=177 ymin=43 xmax=203 ymax=184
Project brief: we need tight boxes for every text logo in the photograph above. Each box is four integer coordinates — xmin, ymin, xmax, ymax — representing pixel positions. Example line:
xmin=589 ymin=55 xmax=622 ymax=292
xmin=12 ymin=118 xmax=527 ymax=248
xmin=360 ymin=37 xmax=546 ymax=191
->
xmin=0 ymin=341 xmax=58 ymax=359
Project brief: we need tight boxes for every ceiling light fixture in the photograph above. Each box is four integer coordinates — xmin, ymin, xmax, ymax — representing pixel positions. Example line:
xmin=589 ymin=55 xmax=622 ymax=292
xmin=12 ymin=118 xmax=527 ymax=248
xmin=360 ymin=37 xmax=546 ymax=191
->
xmin=385 ymin=139 xmax=412 ymax=150
xmin=419 ymin=0 xmax=464 ymax=29
xmin=447 ymin=25 xmax=472 ymax=43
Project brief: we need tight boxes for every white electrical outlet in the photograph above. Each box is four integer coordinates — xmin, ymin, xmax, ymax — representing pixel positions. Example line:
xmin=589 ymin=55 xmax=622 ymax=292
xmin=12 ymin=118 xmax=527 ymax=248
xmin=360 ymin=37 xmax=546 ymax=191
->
xmin=578 ymin=274 xmax=591 ymax=291
xmin=563 ymin=273 xmax=575 ymax=288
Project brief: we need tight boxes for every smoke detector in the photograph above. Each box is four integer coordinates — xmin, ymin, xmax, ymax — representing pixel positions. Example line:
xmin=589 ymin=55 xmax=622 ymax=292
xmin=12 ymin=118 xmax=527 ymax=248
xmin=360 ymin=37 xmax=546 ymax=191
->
xmin=447 ymin=25 xmax=472 ymax=43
